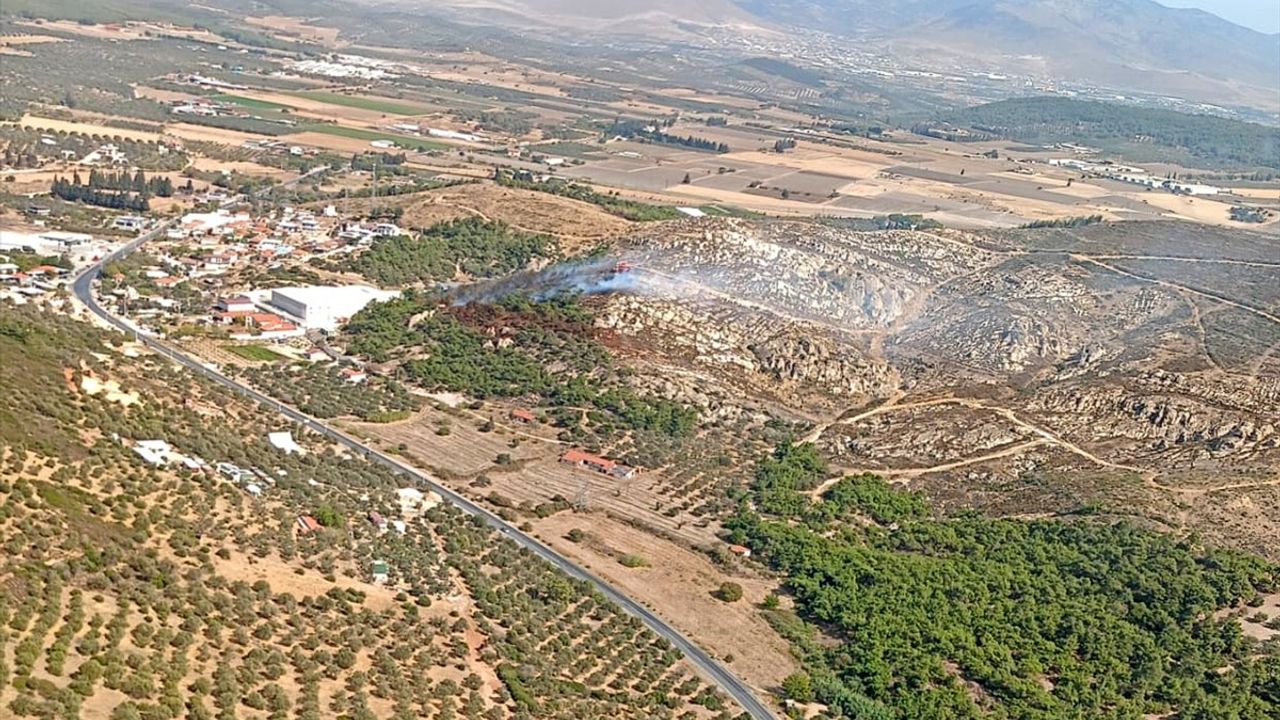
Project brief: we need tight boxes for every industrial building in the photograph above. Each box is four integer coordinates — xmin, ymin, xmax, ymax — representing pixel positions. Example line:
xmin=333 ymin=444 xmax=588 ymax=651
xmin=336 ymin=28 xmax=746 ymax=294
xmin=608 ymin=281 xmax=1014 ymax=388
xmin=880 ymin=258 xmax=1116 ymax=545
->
xmin=266 ymin=284 xmax=398 ymax=331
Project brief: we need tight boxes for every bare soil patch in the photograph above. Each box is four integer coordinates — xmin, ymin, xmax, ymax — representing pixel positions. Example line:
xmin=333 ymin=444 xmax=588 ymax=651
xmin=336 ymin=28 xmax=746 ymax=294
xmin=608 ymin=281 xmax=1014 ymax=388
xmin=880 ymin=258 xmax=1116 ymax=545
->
xmin=189 ymin=156 xmax=297 ymax=180
xmin=246 ymin=15 xmax=343 ymax=45
xmin=532 ymin=512 xmax=798 ymax=695
xmin=165 ymin=122 xmax=272 ymax=146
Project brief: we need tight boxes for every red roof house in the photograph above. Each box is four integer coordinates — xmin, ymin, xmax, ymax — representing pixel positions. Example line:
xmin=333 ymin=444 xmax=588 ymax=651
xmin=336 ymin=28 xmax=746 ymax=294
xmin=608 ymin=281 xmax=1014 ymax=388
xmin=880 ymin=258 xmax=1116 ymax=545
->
xmin=297 ymin=515 xmax=322 ymax=534
xmin=560 ymin=449 xmax=617 ymax=474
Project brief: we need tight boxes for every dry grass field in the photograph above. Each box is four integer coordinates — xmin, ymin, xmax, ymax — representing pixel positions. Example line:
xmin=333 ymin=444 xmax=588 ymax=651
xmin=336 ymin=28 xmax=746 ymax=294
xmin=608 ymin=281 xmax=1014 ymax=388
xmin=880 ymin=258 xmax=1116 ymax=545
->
xmin=401 ymin=182 xmax=634 ymax=244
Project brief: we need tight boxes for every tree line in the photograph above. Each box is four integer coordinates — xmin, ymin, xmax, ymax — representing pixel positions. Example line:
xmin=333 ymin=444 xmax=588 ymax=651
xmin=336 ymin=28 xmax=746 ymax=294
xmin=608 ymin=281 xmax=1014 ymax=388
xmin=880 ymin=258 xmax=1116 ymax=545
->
xmin=50 ymin=169 xmax=174 ymax=212
xmin=609 ymin=119 xmax=729 ymax=153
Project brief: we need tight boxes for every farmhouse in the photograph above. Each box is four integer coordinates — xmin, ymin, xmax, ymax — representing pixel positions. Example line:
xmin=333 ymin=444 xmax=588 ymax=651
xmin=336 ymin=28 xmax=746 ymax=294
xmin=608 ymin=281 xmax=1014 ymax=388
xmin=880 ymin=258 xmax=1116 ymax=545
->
xmin=561 ymin=449 xmax=616 ymax=474
xmin=339 ymin=368 xmax=367 ymax=384
xmin=510 ymin=408 xmax=536 ymax=424
xmin=248 ymin=312 xmax=296 ymax=329
xmin=296 ymin=515 xmax=322 ymax=534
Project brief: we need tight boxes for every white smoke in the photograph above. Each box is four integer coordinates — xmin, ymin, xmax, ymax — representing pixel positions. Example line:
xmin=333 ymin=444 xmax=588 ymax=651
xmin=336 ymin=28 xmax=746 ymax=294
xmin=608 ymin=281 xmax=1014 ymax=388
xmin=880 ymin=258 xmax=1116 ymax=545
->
xmin=448 ymin=255 xmax=681 ymax=306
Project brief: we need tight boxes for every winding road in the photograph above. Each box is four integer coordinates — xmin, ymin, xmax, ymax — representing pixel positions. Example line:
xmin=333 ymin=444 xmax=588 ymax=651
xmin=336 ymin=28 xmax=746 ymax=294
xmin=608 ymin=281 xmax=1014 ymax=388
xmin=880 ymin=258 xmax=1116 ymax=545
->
xmin=70 ymin=193 xmax=777 ymax=720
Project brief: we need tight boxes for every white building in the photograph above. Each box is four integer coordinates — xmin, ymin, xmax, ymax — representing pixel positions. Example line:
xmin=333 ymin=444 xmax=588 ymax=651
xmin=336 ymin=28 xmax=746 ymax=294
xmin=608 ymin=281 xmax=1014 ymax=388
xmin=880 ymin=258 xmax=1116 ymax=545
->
xmin=0 ymin=230 xmax=93 ymax=254
xmin=41 ymin=231 xmax=92 ymax=248
xmin=180 ymin=210 xmax=250 ymax=237
xmin=133 ymin=440 xmax=182 ymax=466
xmin=427 ymin=128 xmax=481 ymax=142
xmin=267 ymin=284 xmax=398 ymax=332
xmin=1167 ymin=181 xmax=1220 ymax=196
xmin=114 ymin=216 xmax=147 ymax=232
xmin=267 ymin=431 xmax=305 ymax=456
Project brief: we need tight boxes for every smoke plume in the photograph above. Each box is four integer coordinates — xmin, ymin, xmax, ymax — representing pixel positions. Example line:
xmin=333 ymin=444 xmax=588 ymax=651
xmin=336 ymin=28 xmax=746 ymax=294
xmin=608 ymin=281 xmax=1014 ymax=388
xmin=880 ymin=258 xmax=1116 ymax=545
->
xmin=448 ymin=255 xmax=679 ymax=306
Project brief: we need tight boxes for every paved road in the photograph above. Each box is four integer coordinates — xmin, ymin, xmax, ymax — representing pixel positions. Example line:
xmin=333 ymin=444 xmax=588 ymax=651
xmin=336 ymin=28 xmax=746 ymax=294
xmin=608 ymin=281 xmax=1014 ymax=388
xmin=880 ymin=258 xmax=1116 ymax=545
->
xmin=70 ymin=199 xmax=777 ymax=720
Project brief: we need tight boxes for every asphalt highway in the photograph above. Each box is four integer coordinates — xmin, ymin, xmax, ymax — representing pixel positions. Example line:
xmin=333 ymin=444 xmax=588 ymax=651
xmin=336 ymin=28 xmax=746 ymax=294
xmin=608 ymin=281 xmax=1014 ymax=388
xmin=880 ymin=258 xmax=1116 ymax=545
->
xmin=69 ymin=193 xmax=777 ymax=720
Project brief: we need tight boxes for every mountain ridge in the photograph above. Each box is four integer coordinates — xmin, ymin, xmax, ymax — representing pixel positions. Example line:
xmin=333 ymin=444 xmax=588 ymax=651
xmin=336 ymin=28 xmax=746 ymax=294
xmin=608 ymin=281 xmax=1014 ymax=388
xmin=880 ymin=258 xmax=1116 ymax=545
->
xmin=399 ymin=0 xmax=1280 ymax=109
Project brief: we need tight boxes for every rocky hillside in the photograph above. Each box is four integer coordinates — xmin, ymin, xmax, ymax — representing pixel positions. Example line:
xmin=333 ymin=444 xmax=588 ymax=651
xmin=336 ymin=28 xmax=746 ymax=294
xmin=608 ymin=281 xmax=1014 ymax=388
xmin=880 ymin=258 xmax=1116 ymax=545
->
xmin=587 ymin=218 xmax=1280 ymax=553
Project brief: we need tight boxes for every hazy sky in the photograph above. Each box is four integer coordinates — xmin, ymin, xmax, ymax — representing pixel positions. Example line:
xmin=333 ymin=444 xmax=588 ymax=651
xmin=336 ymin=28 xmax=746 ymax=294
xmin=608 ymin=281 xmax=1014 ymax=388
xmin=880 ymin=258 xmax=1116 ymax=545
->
xmin=1157 ymin=0 xmax=1280 ymax=33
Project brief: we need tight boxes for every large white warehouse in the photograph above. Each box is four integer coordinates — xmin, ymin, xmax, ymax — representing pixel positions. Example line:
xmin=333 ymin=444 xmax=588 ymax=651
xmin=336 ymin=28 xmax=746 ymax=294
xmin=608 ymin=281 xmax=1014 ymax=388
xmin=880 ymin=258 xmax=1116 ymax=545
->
xmin=267 ymin=285 xmax=398 ymax=331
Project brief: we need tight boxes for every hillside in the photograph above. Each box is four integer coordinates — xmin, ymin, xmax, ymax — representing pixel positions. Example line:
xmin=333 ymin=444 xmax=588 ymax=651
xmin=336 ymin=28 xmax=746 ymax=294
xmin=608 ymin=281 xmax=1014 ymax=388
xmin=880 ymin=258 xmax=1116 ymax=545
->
xmin=0 ymin=304 xmax=744 ymax=720
xmin=373 ymin=0 xmax=768 ymax=35
xmin=409 ymin=0 xmax=1280 ymax=108
xmin=739 ymin=0 xmax=1279 ymax=105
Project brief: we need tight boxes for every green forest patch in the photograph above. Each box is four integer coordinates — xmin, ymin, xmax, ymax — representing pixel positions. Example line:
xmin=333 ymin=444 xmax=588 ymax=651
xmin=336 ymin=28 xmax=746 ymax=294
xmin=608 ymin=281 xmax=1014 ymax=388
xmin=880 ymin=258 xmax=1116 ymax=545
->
xmin=729 ymin=443 xmax=1280 ymax=718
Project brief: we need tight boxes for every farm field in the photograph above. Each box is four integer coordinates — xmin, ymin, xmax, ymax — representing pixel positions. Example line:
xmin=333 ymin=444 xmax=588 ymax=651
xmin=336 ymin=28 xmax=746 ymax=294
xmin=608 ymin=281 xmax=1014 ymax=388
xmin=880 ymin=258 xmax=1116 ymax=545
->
xmin=11 ymin=114 xmax=164 ymax=143
xmin=294 ymin=124 xmax=449 ymax=151
xmin=286 ymin=90 xmax=433 ymax=116
xmin=211 ymin=93 xmax=292 ymax=111
xmin=223 ymin=343 xmax=290 ymax=362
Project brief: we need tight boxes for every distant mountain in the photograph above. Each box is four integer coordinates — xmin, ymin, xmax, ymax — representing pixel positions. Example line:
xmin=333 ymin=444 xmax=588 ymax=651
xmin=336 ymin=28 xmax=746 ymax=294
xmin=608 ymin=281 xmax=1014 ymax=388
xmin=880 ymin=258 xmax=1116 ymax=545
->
xmin=736 ymin=0 xmax=1280 ymax=104
xmin=392 ymin=0 xmax=1280 ymax=109
xmin=381 ymin=0 xmax=767 ymax=35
